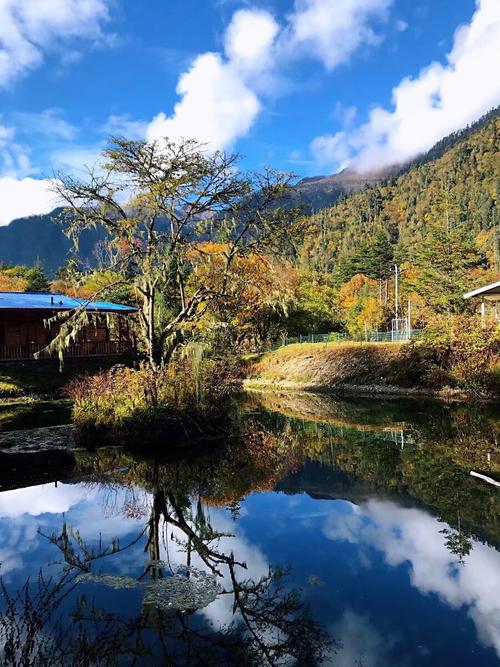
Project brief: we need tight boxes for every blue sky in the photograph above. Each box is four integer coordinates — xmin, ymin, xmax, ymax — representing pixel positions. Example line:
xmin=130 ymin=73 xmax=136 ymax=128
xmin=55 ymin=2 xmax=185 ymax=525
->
xmin=0 ymin=0 xmax=498 ymax=224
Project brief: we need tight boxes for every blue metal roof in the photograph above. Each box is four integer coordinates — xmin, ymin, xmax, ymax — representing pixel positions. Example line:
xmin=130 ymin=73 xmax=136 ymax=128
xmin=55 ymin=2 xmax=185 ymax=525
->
xmin=0 ymin=292 xmax=138 ymax=313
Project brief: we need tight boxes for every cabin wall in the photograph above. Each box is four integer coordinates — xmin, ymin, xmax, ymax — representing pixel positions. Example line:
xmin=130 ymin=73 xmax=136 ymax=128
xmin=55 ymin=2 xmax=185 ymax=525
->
xmin=0 ymin=313 xmax=50 ymax=346
xmin=0 ymin=313 xmax=114 ymax=345
xmin=0 ymin=310 xmax=135 ymax=360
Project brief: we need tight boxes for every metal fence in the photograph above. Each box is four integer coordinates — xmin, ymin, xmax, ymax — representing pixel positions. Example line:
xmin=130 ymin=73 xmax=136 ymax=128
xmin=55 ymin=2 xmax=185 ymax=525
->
xmin=261 ymin=329 xmax=422 ymax=352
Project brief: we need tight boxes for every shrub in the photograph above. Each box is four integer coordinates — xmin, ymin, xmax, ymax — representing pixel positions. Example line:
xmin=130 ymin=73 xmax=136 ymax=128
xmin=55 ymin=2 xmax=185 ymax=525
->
xmin=66 ymin=356 xmax=240 ymax=431
xmin=404 ymin=315 xmax=500 ymax=396
xmin=0 ymin=381 xmax=23 ymax=399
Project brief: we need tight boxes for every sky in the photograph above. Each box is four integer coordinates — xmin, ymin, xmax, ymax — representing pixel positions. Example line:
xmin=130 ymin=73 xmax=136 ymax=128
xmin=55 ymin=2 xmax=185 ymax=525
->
xmin=0 ymin=0 xmax=499 ymax=225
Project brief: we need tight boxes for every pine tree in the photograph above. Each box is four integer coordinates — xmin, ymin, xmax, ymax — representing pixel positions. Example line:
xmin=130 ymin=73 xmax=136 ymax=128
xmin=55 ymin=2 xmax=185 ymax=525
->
xmin=337 ymin=228 xmax=394 ymax=282
xmin=410 ymin=224 xmax=485 ymax=313
xmin=25 ymin=262 xmax=50 ymax=293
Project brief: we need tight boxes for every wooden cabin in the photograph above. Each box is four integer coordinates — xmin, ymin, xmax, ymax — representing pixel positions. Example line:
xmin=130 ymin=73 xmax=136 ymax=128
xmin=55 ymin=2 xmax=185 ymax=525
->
xmin=0 ymin=292 xmax=138 ymax=361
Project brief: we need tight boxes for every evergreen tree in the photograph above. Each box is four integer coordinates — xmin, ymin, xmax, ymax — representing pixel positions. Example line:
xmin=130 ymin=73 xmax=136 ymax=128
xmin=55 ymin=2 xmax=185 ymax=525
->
xmin=25 ymin=262 xmax=50 ymax=293
xmin=337 ymin=228 xmax=394 ymax=282
xmin=410 ymin=224 xmax=485 ymax=313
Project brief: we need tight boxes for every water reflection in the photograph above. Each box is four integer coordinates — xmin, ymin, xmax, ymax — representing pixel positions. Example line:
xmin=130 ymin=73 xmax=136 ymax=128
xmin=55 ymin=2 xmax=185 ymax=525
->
xmin=324 ymin=498 xmax=500 ymax=656
xmin=0 ymin=393 xmax=499 ymax=665
xmin=0 ymin=475 xmax=333 ymax=665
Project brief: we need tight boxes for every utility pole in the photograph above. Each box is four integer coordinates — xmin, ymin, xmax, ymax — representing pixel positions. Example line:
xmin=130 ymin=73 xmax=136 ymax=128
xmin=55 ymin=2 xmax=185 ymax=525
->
xmin=407 ymin=299 xmax=412 ymax=340
xmin=394 ymin=264 xmax=399 ymax=322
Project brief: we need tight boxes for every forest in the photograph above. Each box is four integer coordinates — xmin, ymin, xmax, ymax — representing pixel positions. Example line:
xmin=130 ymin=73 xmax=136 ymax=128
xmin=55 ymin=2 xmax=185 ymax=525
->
xmin=0 ymin=111 xmax=499 ymax=424
xmin=2 ymin=110 xmax=499 ymax=339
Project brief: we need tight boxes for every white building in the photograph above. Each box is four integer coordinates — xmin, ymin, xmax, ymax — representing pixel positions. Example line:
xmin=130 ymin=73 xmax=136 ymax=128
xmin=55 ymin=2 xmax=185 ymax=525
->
xmin=463 ymin=280 xmax=500 ymax=320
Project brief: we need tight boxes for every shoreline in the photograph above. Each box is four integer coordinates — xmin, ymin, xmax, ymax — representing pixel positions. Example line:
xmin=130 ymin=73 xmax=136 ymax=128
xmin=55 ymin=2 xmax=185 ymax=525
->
xmin=243 ymin=378 xmax=497 ymax=402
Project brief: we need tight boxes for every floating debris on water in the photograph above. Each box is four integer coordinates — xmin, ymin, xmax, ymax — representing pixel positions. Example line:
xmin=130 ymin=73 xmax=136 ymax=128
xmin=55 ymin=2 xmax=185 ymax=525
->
xmin=77 ymin=566 xmax=220 ymax=611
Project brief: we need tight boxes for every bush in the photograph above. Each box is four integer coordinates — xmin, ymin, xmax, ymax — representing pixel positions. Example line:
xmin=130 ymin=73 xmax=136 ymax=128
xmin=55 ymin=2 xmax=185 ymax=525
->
xmin=66 ymin=356 xmax=240 ymax=431
xmin=404 ymin=315 xmax=500 ymax=396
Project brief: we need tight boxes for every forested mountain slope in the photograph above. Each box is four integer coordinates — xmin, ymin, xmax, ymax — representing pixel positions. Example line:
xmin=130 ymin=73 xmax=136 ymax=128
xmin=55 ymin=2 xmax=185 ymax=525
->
xmin=0 ymin=109 xmax=498 ymax=304
xmin=303 ymin=110 xmax=500 ymax=277
xmin=294 ymin=106 xmax=500 ymax=213
xmin=0 ymin=209 xmax=107 ymax=274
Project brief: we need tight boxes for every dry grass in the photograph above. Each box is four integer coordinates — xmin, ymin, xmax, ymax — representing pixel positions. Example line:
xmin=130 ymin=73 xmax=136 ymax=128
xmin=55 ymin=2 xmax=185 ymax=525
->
xmin=247 ymin=341 xmax=406 ymax=389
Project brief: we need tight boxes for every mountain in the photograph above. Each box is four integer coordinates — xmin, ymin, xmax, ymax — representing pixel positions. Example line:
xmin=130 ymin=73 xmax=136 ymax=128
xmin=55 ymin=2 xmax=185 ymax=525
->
xmin=302 ymin=107 xmax=500 ymax=272
xmin=0 ymin=175 xmax=385 ymax=274
xmin=292 ymin=166 xmax=396 ymax=212
xmin=294 ymin=106 xmax=500 ymax=213
xmin=0 ymin=106 xmax=498 ymax=274
xmin=0 ymin=209 xmax=107 ymax=275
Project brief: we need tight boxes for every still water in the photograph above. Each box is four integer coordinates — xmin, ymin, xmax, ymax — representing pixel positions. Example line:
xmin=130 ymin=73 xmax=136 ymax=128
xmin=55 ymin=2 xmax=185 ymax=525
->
xmin=1 ymin=392 xmax=500 ymax=666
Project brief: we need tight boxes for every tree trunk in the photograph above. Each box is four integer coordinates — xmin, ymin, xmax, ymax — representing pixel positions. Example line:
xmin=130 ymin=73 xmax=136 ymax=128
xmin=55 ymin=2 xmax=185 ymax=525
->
xmin=143 ymin=286 xmax=163 ymax=370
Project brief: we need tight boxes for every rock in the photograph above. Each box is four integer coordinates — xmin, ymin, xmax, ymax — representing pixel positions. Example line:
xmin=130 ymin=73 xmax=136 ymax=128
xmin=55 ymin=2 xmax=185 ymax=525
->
xmin=0 ymin=424 xmax=78 ymax=454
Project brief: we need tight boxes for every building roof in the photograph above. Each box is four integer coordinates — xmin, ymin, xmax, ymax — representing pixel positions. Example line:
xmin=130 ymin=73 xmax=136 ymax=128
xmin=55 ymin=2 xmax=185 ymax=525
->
xmin=0 ymin=292 xmax=138 ymax=313
xmin=463 ymin=281 xmax=500 ymax=300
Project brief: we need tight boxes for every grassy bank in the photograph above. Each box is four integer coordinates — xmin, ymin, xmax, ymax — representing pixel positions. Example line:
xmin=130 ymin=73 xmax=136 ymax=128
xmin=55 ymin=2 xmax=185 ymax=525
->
xmin=244 ymin=338 xmax=500 ymax=399
xmin=245 ymin=342 xmax=415 ymax=393
xmin=0 ymin=360 xmax=128 ymax=433
xmin=0 ymin=359 xmax=127 ymax=404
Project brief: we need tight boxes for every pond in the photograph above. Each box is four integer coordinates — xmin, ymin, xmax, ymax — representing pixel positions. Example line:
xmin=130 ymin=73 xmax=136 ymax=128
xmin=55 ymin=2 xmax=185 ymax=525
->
xmin=1 ymin=392 xmax=500 ymax=666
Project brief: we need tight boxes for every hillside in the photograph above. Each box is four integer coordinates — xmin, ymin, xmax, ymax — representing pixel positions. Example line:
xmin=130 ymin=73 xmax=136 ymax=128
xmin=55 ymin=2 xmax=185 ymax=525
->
xmin=292 ymin=166 xmax=395 ymax=211
xmin=0 ymin=209 xmax=107 ymax=274
xmin=0 ymin=170 xmax=387 ymax=274
xmin=302 ymin=108 xmax=500 ymax=276
xmin=294 ymin=106 xmax=500 ymax=212
xmin=0 ymin=107 xmax=498 ymax=276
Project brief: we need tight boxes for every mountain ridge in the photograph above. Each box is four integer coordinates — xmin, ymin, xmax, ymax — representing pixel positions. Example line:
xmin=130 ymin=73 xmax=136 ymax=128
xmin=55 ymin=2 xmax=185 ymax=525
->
xmin=0 ymin=106 xmax=498 ymax=274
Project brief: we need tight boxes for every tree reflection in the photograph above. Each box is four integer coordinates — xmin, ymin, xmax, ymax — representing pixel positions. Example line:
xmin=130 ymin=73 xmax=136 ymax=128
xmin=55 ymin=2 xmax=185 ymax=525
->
xmin=440 ymin=515 xmax=472 ymax=565
xmin=1 ymin=462 xmax=334 ymax=666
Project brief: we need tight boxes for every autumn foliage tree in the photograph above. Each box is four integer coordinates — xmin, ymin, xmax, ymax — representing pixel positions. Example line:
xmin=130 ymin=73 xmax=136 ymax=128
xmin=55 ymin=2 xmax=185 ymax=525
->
xmin=52 ymin=137 xmax=304 ymax=367
xmin=185 ymin=243 xmax=298 ymax=349
xmin=338 ymin=274 xmax=388 ymax=335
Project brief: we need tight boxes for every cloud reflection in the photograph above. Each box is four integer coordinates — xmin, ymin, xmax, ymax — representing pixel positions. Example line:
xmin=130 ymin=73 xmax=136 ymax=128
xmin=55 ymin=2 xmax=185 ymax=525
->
xmin=324 ymin=498 xmax=500 ymax=657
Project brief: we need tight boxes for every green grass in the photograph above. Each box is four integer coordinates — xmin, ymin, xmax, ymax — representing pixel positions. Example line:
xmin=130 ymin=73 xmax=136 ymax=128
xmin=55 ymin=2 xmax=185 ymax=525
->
xmin=0 ymin=398 xmax=72 ymax=431
xmin=0 ymin=359 xmax=123 ymax=400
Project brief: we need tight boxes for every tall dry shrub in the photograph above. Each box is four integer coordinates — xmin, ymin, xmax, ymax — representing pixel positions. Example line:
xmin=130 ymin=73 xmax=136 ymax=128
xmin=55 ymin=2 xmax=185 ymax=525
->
xmin=406 ymin=315 xmax=500 ymax=395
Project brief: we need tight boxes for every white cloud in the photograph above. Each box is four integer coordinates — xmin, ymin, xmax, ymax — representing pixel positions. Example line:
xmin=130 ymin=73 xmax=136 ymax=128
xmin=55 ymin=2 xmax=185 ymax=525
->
xmin=224 ymin=9 xmax=280 ymax=76
xmin=311 ymin=0 xmax=500 ymax=171
xmin=285 ymin=0 xmax=392 ymax=70
xmin=102 ymin=114 xmax=149 ymax=140
xmin=0 ymin=112 xmax=82 ymax=224
xmin=147 ymin=52 xmax=262 ymax=152
xmin=0 ymin=176 xmax=57 ymax=224
xmin=13 ymin=108 xmax=78 ymax=141
xmin=333 ymin=610 xmax=397 ymax=667
xmin=0 ymin=0 xmax=113 ymax=88
xmin=311 ymin=131 xmax=353 ymax=170
xmin=0 ymin=482 xmax=95 ymax=518
xmin=50 ymin=143 xmax=105 ymax=174
xmin=0 ymin=121 xmax=35 ymax=179
xmin=147 ymin=9 xmax=279 ymax=151
xmin=148 ymin=2 xmax=391 ymax=151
